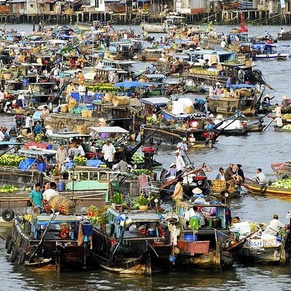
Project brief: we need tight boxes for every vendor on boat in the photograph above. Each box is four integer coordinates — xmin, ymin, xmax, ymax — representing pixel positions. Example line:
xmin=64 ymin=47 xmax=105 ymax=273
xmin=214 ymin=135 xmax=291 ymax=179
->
xmin=176 ymin=137 xmax=188 ymax=164
xmin=263 ymin=214 xmax=286 ymax=236
xmin=225 ymin=163 xmax=235 ymax=188
xmin=215 ymin=167 xmax=225 ymax=180
xmin=42 ymin=182 xmax=59 ymax=211
xmin=273 ymin=103 xmax=283 ymax=128
xmin=165 ymin=163 xmax=177 ymax=180
xmin=29 ymin=183 xmax=43 ymax=212
xmin=171 ymin=177 xmax=184 ymax=213
xmin=174 ymin=150 xmax=185 ymax=176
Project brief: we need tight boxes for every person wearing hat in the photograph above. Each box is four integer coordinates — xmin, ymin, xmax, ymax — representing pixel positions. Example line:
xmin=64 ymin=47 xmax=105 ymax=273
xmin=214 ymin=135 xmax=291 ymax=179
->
xmin=262 ymin=94 xmax=274 ymax=108
xmin=101 ymin=139 xmax=116 ymax=169
xmin=191 ymin=187 xmax=206 ymax=204
xmin=281 ymin=95 xmax=290 ymax=107
xmin=175 ymin=150 xmax=185 ymax=176
xmin=176 ymin=137 xmax=188 ymax=164
xmin=171 ymin=177 xmax=184 ymax=213
xmin=165 ymin=163 xmax=177 ymax=180
xmin=263 ymin=214 xmax=286 ymax=236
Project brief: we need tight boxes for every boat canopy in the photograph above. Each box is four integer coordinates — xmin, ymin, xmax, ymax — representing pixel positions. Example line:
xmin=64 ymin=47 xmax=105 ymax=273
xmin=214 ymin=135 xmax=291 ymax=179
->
xmin=230 ymin=84 xmax=255 ymax=89
xmin=140 ymin=97 xmax=169 ymax=106
xmin=89 ymin=126 xmax=129 ymax=133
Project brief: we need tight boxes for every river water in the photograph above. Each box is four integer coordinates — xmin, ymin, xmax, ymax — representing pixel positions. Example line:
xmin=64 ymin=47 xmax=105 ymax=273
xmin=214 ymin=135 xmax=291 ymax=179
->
xmin=1 ymin=23 xmax=291 ymax=290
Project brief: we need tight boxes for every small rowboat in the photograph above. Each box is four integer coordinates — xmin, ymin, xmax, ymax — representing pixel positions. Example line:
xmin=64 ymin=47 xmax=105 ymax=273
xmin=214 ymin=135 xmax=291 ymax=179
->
xmin=243 ymin=180 xmax=291 ymax=196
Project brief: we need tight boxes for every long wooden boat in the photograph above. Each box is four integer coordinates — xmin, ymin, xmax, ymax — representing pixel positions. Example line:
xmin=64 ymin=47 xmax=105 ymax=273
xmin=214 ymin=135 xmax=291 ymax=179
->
xmin=243 ymin=180 xmax=291 ymax=196
xmin=90 ymin=207 xmax=172 ymax=275
xmin=208 ymin=84 xmax=259 ymax=116
xmin=174 ymin=201 xmax=235 ymax=269
xmin=5 ymin=213 xmax=93 ymax=271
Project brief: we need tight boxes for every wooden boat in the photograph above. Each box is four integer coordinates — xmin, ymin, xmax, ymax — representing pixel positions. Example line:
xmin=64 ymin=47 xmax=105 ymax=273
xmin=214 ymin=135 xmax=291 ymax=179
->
xmin=90 ymin=207 xmax=172 ymax=275
xmin=5 ymin=212 xmax=93 ymax=271
xmin=208 ymin=84 xmax=259 ymax=116
xmin=173 ymin=201 xmax=235 ymax=269
xmin=226 ymin=221 xmax=288 ymax=264
xmin=243 ymin=180 xmax=291 ymax=196
xmin=251 ymin=43 xmax=290 ymax=61
xmin=277 ymin=31 xmax=291 ymax=41
xmin=140 ymin=97 xmax=217 ymax=148
xmin=140 ymin=16 xmax=186 ymax=33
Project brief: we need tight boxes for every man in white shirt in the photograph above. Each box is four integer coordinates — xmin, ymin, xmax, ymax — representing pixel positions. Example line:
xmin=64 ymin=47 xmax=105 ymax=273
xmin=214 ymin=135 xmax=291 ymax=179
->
xmin=102 ymin=139 xmax=116 ymax=168
xmin=78 ymin=83 xmax=86 ymax=103
xmin=43 ymin=182 xmax=59 ymax=204
xmin=175 ymin=150 xmax=185 ymax=176
xmin=263 ymin=214 xmax=285 ymax=236
xmin=176 ymin=138 xmax=188 ymax=164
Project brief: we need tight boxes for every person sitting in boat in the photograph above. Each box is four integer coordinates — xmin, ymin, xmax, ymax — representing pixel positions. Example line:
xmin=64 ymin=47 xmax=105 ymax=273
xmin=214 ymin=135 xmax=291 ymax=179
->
xmin=215 ymin=167 xmax=225 ymax=180
xmin=113 ymin=157 xmax=132 ymax=172
xmin=263 ymin=214 xmax=286 ymax=236
xmin=234 ymin=164 xmax=245 ymax=184
xmin=191 ymin=188 xmax=206 ymax=204
xmin=281 ymin=95 xmax=291 ymax=107
xmin=29 ymin=183 xmax=43 ymax=213
xmin=280 ymin=27 xmax=286 ymax=35
xmin=251 ymin=168 xmax=267 ymax=186
xmin=262 ymin=94 xmax=274 ymax=108
xmin=165 ymin=163 xmax=177 ymax=180
xmin=33 ymin=120 xmax=44 ymax=136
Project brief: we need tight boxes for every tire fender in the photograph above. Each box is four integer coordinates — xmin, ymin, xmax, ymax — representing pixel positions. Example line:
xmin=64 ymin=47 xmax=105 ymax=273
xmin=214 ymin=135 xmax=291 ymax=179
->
xmin=2 ymin=209 xmax=15 ymax=222
xmin=10 ymin=246 xmax=17 ymax=263
xmin=5 ymin=234 xmax=12 ymax=250
xmin=17 ymin=250 xmax=26 ymax=265
xmin=7 ymin=239 xmax=14 ymax=254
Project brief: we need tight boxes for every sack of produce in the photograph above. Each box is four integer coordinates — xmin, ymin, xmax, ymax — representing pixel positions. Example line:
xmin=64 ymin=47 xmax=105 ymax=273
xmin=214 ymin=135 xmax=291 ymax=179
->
xmin=48 ymin=195 xmax=76 ymax=215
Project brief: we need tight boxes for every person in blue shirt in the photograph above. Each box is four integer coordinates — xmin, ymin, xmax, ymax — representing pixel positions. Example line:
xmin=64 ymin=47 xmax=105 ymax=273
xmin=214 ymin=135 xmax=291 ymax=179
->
xmin=33 ymin=120 xmax=44 ymax=135
xmin=29 ymin=183 xmax=43 ymax=211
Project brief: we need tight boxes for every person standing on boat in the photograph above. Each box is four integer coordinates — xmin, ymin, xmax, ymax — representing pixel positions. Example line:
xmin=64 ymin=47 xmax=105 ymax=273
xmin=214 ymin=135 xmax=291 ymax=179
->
xmin=56 ymin=143 xmax=68 ymax=171
xmin=102 ymin=139 xmax=116 ymax=169
xmin=24 ymin=113 xmax=33 ymax=133
xmin=42 ymin=182 xmax=59 ymax=210
xmin=272 ymin=103 xmax=283 ymax=128
xmin=76 ymin=141 xmax=85 ymax=157
xmin=176 ymin=138 xmax=188 ymax=164
xmin=29 ymin=183 xmax=43 ymax=212
xmin=78 ymin=82 xmax=86 ymax=104
xmin=171 ymin=177 xmax=184 ymax=213
xmin=263 ymin=214 xmax=286 ymax=236
xmin=174 ymin=150 xmax=185 ymax=176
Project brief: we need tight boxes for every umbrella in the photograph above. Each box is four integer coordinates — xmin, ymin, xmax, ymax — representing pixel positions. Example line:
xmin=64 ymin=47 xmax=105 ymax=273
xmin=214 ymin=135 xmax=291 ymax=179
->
xmin=114 ymin=81 xmax=151 ymax=89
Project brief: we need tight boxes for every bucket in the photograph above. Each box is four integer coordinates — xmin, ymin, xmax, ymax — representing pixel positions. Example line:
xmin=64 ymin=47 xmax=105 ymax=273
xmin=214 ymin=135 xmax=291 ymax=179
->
xmin=37 ymin=162 xmax=46 ymax=171
xmin=184 ymin=233 xmax=198 ymax=241
xmin=60 ymin=104 xmax=68 ymax=113
xmin=209 ymin=218 xmax=221 ymax=228
xmin=57 ymin=182 xmax=66 ymax=192
xmin=148 ymin=228 xmax=156 ymax=236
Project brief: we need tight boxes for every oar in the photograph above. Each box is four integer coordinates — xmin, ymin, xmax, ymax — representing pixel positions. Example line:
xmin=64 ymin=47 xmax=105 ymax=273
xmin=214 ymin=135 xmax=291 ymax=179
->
xmin=263 ymin=118 xmax=274 ymax=131
xmin=225 ymin=230 xmax=258 ymax=251
xmin=28 ymin=210 xmax=57 ymax=263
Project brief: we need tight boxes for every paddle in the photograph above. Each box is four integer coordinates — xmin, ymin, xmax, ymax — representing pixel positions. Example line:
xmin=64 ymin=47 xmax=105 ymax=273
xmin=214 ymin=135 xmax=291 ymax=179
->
xmin=225 ymin=230 xmax=258 ymax=251
xmin=263 ymin=118 xmax=274 ymax=131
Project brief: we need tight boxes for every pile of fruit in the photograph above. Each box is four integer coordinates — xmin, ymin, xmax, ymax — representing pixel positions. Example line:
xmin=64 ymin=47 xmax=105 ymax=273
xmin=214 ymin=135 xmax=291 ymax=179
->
xmin=281 ymin=124 xmax=291 ymax=131
xmin=270 ymin=178 xmax=291 ymax=189
xmin=0 ymin=154 xmax=25 ymax=166
xmin=0 ymin=185 xmax=19 ymax=193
